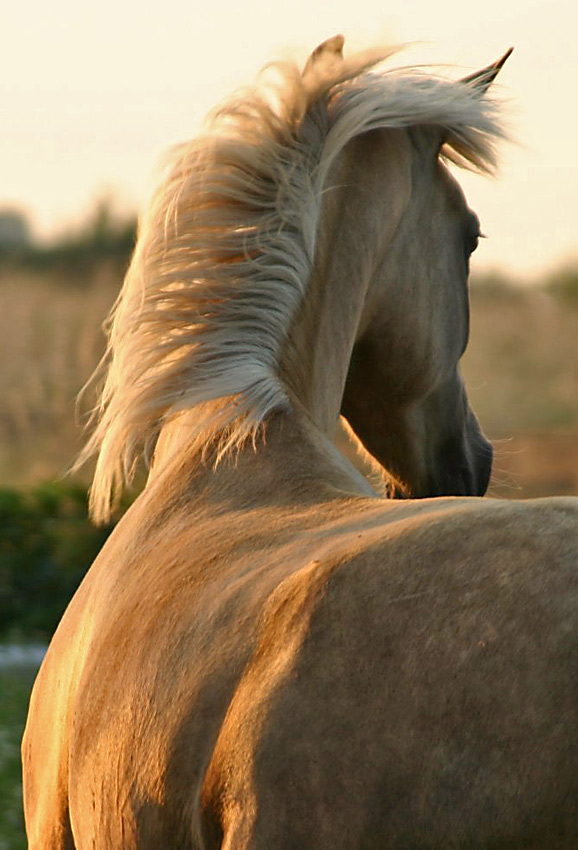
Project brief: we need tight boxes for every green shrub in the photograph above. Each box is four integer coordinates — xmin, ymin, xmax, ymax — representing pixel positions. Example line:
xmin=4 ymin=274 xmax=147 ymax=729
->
xmin=0 ymin=482 xmax=114 ymax=641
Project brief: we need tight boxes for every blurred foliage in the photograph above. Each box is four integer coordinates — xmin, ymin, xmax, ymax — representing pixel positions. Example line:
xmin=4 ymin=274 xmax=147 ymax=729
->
xmin=0 ymin=665 xmax=37 ymax=850
xmin=471 ymin=264 xmax=578 ymax=305
xmin=0 ymin=199 xmax=136 ymax=279
xmin=469 ymin=269 xmax=518 ymax=298
xmin=0 ymin=482 xmax=115 ymax=641
xmin=544 ymin=264 xmax=578 ymax=304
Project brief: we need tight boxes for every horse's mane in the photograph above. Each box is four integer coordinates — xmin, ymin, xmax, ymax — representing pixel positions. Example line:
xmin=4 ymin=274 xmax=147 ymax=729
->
xmin=80 ymin=40 xmax=505 ymax=521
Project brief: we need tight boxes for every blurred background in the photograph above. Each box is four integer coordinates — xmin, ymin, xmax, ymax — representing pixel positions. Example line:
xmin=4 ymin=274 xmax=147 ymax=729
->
xmin=1 ymin=1 xmax=576 ymax=845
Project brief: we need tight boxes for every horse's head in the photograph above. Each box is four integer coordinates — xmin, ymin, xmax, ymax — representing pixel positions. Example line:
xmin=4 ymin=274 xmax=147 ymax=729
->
xmin=80 ymin=38 xmax=510 ymax=521
xmin=335 ymin=51 xmax=512 ymax=498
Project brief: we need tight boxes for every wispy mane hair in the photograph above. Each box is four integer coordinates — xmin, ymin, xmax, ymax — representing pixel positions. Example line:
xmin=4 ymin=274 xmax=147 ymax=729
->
xmin=80 ymin=42 xmax=506 ymax=521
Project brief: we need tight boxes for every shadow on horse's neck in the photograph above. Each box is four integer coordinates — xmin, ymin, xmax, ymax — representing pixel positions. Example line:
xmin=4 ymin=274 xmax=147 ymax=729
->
xmin=150 ymin=405 xmax=376 ymax=514
xmin=278 ymin=129 xmax=411 ymax=441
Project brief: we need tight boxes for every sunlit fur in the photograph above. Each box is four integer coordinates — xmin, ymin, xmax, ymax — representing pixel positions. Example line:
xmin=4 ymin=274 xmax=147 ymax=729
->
xmin=24 ymin=44 xmax=578 ymax=850
xmin=80 ymin=44 xmax=505 ymax=522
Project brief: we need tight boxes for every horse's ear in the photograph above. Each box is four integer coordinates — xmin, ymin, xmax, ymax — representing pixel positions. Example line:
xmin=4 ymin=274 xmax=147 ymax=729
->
xmin=460 ymin=47 xmax=513 ymax=93
xmin=303 ymin=34 xmax=345 ymax=76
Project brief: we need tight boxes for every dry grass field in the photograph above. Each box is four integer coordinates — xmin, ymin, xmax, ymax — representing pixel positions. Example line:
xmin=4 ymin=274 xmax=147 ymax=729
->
xmin=0 ymin=266 xmax=117 ymax=486
xmin=486 ymin=433 xmax=578 ymax=499
xmin=465 ymin=284 xmax=578 ymax=436
xmin=464 ymin=283 xmax=578 ymax=498
xmin=1 ymin=264 xmax=577 ymax=500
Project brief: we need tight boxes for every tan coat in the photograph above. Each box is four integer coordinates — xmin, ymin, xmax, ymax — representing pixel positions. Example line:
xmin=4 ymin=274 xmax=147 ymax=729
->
xmin=22 ymin=39 xmax=578 ymax=849
xmin=23 ymin=412 xmax=578 ymax=848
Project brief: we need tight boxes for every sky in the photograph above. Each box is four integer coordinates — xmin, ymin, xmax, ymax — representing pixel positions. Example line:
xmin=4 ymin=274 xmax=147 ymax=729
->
xmin=2 ymin=0 xmax=577 ymax=279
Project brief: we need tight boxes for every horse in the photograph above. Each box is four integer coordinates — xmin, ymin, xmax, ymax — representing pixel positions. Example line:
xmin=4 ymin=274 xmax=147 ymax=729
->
xmin=22 ymin=36 xmax=578 ymax=849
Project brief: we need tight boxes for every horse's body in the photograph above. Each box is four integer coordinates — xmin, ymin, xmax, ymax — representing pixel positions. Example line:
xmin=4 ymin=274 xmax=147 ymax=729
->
xmin=23 ymin=38 xmax=578 ymax=848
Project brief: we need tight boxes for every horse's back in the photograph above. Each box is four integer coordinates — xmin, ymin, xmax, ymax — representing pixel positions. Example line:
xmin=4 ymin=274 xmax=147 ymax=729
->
xmin=24 ymin=493 xmax=578 ymax=848
xmin=201 ymin=496 xmax=578 ymax=848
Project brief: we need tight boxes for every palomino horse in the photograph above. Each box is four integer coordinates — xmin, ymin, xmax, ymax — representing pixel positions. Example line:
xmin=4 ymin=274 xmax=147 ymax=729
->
xmin=23 ymin=38 xmax=578 ymax=848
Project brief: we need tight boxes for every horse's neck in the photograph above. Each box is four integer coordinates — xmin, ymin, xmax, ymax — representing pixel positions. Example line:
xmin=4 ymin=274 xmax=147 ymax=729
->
xmin=279 ymin=130 xmax=412 ymax=440
xmin=150 ymin=407 xmax=376 ymax=512
xmin=151 ymin=133 xmax=413 ymax=507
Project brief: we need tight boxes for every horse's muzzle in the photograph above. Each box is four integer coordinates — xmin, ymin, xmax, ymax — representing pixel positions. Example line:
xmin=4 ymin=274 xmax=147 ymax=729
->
xmin=425 ymin=434 xmax=493 ymax=498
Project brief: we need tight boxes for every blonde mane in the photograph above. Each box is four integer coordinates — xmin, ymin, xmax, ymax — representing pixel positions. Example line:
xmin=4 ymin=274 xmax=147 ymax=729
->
xmin=81 ymin=40 xmax=505 ymax=521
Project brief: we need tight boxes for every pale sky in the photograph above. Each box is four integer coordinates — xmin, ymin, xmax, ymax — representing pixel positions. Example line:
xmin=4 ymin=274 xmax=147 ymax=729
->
xmin=2 ymin=0 xmax=577 ymax=279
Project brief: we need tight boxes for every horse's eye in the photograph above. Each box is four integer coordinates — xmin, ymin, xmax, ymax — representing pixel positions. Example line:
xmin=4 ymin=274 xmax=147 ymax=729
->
xmin=466 ymin=218 xmax=484 ymax=256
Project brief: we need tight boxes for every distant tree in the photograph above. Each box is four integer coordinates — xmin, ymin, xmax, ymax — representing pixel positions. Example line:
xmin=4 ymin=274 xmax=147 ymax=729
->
xmin=79 ymin=196 xmax=136 ymax=257
xmin=0 ymin=209 xmax=32 ymax=251
xmin=545 ymin=264 xmax=578 ymax=304
xmin=0 ymin=197 xmax=138 ymax=278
